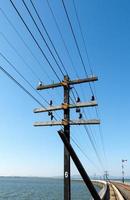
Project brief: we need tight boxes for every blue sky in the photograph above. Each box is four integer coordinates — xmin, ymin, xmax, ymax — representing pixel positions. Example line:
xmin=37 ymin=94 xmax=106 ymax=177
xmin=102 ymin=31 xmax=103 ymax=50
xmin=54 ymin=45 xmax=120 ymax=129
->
xmin=0 ymin=0 xmax=130 ymax=178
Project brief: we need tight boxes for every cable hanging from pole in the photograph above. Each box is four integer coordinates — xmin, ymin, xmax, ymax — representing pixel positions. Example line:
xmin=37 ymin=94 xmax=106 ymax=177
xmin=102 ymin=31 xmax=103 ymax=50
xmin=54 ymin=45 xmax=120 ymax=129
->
xmin=0 ymin=32 xmax=41 ymax=82
xmin=0 ymin=64 xmax=101 ymax=172
xmin=9 ymin=0 xmax=61 ymax=82
xmin=21 ymin=0 xmax=65 ymax=77
xmin=0 ymin=53 xmax=62 ymax=120
xmin=45 ymin=1 xmax=103 ymax=162
xmin=29 ymin=0 xmax=68 ymax=76
xmin=0 ymin=8 xmax=51 ymax=82
xmin=46 ymin=0 xmax=79 ymax=79
xmin=70 ymin=92 xmax=105 ymax=171
xmin=72 ymin=0 xmax=94 ymax=76
xmin=61 ymin=0 xmax=95 ymax=96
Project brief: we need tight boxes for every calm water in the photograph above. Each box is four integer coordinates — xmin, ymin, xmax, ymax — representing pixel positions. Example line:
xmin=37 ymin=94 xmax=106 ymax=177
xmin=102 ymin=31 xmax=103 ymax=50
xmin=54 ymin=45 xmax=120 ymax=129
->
xmin=0 ymin=177 xmax=100 ymax=200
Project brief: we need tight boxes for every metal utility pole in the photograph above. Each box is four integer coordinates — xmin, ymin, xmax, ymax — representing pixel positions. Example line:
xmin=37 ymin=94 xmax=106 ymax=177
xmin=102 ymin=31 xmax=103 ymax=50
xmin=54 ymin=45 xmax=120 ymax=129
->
xmin=33 ymin=75 xmax=100 ymax=200
xmin=122 ymin=159 xmax=127 ymax=183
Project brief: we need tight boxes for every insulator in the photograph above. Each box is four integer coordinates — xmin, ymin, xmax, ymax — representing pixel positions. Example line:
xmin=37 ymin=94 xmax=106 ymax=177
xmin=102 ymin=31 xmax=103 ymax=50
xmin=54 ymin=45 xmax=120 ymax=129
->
xmin=76 ymin=108 xmax=80 ymax=113
xmin=38 ymin=81 xmax=42 ymax=86
xmin=91 ymin=95 xmax=95 ymax=101
xmin=48 ymin=111 xmax=52 ymax=116
xmin=79 ymin=113 xmax=82 ymax=119
xmin=76 ymin=97 xmax=80 ymax=102
xmin=49 ymin=100 xmax=53 ymax=106
xmin=51 ymin=114 xmax=54 ymax=120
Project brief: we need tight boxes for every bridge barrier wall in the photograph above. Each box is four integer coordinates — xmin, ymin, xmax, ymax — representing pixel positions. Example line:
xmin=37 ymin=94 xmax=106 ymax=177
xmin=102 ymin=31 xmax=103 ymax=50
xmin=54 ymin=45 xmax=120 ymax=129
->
xmin=92 ymin=180 xmax=108 ymax=200
xmin=111 ymin=183 xmax=125 ymax=200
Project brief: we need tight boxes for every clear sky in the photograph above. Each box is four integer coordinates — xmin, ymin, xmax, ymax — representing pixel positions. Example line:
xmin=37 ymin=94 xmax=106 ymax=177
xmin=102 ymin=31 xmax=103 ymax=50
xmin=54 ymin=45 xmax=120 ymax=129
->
xmin=0 ymin=0 xmax=130 ymax=178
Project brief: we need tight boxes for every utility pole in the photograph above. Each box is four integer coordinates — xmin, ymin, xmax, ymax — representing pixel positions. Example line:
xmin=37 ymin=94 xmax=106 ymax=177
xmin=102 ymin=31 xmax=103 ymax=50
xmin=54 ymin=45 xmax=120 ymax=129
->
xmin=122 ymin=159 xmax=127 ymax=183
xmin=63 ymin=76 xmax=70 ymax=200
xmin=33 ymin=75 xmax=100 ymax=200
xmin=104 ymin=171 xmax=109 ymax=181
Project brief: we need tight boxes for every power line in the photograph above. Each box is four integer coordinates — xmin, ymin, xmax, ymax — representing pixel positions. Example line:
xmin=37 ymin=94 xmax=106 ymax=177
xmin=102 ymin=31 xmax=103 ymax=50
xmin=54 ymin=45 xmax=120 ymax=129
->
xmin=0 ymin=8 xmax=51 ymax=82
xmin=72 ymin=0 xmax=94 ymax=76
xmin=71 ymin=87 xmax=106 ymax=169
xmin=9 ymin=0 xmax=61 ymax=82
xmin=84 ymin=125 xmax=105 ymax=171
xmin=0 ymin=52 xmax=62 ymax=120
xmin=0 ymin=64 xmax=101 ymax=171
xmin=61 ymin=2 xmax=85 ymax=73
xmin=72 ymin=1 xmax=102 ymax=119
xmin=0 ymin=65 xmax=46 ymax=108
xmin=61 ymin=0 xmax=95 ymax=96
xmin=22 ymin=0 xmax=92 ymax=116
xmin=0 ymin=62 xmax=64 ymax=123
xmin=0 ymin=8 xmax=64 ymax=106
xmin=22 ymin=1 xmax=84 ymax=110
xmin=45 ymin=0 xmax=94 ymax=107
xmin=45 ymin=1 xmax=99 ymax=139
xmin=71 ymin=135 xmax=102 ymax=172
xmin=0 ymin=52 xmax=48 ymax=106
xmin=7 ymin=0 xmax=105 ymax=173
xmin=46 ymin=0 xmax=79 ymax=79
xmin=71 ymin=0 xmax=108 ymax=164
xmin=29 ymin=0 xmax=68 ymax=76
xmin=61 ymin=0 xmax=88 ymax=76
xmin=21 ymin=0 xmax=65 ymax=77
xmin=1 ymin=2 xmax=64 ymax=115
xmin=69 ymin=91 xmax=105 ymax=171
xmin=69 ymin=87 xmax=105 ymax=172
xmin=0 ymin=32 xmax=41 ymax=82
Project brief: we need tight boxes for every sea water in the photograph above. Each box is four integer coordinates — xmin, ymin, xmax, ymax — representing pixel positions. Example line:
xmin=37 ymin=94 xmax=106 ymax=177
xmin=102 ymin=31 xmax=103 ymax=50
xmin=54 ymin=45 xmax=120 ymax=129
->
xmin=0 ymin=177 xmax=101 ymax=200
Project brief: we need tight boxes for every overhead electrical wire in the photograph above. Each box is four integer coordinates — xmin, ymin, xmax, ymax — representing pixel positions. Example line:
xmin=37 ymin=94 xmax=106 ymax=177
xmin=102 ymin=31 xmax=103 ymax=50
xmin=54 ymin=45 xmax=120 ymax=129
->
xmin=46 ymin=0 xmax=79 ymax=79
xmin=29 ymin=0 xmax=68 ymax=76
xmin=0 ymin=52 xmax=48 ymax=106
xmin=69 ymin=93 xmax=105 ymax=171
xmin=0 ymin=52 xmax=62 ymax=120
xmin=21 ymin=0 xmax=84 ymax=109
xmin=72 ymin=0 xmax=93 ymax=76
xmin=2 ymin=3 xmax=94 ymax=162
xmin=71 ymin=135 xmax=102 ymax=172
xmin=3 ymin=1 xmax=106 ymax=172
xmin=0 ymin=32 xmax=41 ymax=82
xmin=44 ymin=0 xmax=105 ymax=169
xmin=72 ymin=0 xmax=107 ymax=165
xmin=0 ymin=8 xmax=51 ymax=82
xmin=0 ymin=32 xmax=60 ymax=113
xmin=0 ymin=65 xmax=47 ymax=109
xmin=0 ymin=7 xmax=63 ymax=111
xmin=0 ymin=65 xmax=101 ymax=170
xmin=22 ymin=0 xmax=90 ymax=113
xmin=9 ymin=0 xmax=61 ymax=82
xmin=21 ymin=0 xmax=65 ymax=77
xmin=61 ymin=0 xmax=95 ymax=97
xmin=45 ymin=0 xmax=97 ymax=127
xmin=84 ymin=125 xmax=105 ymax=171
xmin=71 ymin=87 xmax=105 ymax=169
xmin=45 ymin=0 xmax=92 ymax=106
xmin=61 ymin=0 xmax=88 ymax=76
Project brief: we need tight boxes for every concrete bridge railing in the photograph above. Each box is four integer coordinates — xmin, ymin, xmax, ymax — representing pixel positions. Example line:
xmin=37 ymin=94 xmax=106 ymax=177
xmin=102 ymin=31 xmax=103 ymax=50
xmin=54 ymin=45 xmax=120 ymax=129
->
xmin=92 ymin=180 xmax=108 ymax=200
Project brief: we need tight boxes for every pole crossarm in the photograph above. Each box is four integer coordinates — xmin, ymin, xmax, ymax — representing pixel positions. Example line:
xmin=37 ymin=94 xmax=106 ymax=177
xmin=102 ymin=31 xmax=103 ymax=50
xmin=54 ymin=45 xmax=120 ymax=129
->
xmin=33 ymin=119 xmax=100 ymax=127
xmin=37 ymin=76 xmax=98 ymax=90
xmin=33 ymin=101 xmax=98 ymax=113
